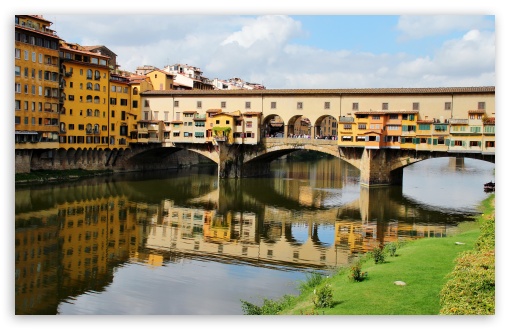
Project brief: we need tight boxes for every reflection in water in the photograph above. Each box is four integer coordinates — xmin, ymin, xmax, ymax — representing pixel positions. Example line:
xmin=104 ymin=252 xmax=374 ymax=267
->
xmin=15 ymin=157 xmax=495 ymax=314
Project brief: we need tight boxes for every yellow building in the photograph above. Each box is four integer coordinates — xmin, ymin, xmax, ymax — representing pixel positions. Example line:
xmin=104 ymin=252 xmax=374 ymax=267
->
xmin=15 ymin=15 xmax=61 ymax=149
xmin=146 ymin=69 xmax=174 ymax=91
xmin=58 ymin=41 xmax=110 ymax=149
xmin=109 ymin=73 xmax=132 ymax=147
xmin=128 ymin=74 xmax=153 ymax=143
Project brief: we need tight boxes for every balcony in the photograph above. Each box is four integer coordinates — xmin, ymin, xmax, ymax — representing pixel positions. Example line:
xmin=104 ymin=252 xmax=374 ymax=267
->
xmin=449 ymin=119 xmax=468 ymax=125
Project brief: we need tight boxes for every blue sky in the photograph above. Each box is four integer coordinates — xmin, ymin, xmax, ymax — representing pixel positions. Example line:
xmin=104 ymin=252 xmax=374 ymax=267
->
xmin=7 ymin=2 xmax=500 ymax=89
xmin=37 ymin=13 xmax=495 ymax=89
xmin=6 ymin=1 xmax=504 ymax=90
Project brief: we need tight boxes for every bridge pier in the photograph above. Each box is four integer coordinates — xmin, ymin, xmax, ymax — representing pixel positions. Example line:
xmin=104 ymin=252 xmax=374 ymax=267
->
xmin=360 ymin=148 xmax=403 ymax=186
xmin=217 ymin=142 xmax=270 ymax=178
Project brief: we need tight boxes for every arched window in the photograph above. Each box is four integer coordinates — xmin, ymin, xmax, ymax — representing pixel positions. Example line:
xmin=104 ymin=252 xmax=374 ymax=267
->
xmin=94 ymin=70 xmax=101 ymax=80
xmin=94 ymin=109 xmax=100 ymax=117
xmin=86 ymin=123 xmax=92 ymax=132
xmin=94 ymin=83 xmax=100 ymax=91
xmin=86 ymin=95 xmax=92 ymax=103
xmin=133 ymin=87 xmax=138 ymax=95
xmin=87 ymin=109 xmax=93 ymax=116
xmin=86 ymin=69 xmax=92 ymax=79
xmin=94 ymin=96 xmax=100 ymax=104
xmin=86 ymin=82 xmax=93 ymax=90
xmin=60 ymin=122 xmax=66 ymax=132
xmin=94 ymin=124 xmax=99 ymax=133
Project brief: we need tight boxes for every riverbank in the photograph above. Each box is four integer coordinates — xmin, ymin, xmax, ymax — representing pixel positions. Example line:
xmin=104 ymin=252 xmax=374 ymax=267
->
xmin=242 ymin=194 xmax=495 ymax=315
xmin=15 ymin=169 xmax=114 ymax=185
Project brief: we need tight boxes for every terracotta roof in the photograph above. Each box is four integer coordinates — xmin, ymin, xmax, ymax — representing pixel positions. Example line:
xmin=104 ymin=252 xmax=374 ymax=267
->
xmin=468 ymin=110 xmax=486 ymax=113
xmin=484 ymin=117 xmax=495 ymax=124
xmin=141 ymin=86 xmax=495 ymax=96
xmin=206 ymin=109 xmax=222 ymax=113
xmin=243 ymin=111 xmax=262 ymax=116
xmin=183 ymin=110 xmax=197 ymax=114
xmin=417 ymin=120 xmax=434 ymax=123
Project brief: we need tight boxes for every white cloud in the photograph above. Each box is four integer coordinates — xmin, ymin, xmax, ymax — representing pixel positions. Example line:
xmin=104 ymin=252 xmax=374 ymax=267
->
xmin=221 ymin=15 xmax=302 ymax=48
xmin=396 ymin=15 xmax=493 ymax=40
xmin=48 ymin=14 xmax=495 ymax=89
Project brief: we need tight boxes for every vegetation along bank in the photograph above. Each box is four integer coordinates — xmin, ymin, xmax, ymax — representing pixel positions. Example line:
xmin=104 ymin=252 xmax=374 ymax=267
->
xmin=241 ymin=194 xmax=495 ymax=315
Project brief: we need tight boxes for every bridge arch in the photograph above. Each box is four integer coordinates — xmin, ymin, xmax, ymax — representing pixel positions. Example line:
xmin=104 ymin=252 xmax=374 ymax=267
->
xmin=261 ymin=114 xmax=284 ymax=138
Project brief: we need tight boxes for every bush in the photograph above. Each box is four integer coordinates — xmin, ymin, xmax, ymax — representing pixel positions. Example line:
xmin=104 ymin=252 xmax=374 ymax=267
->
xmin=241 ymin=295 xmax=294 ymax=315
xmin=299 ymin=271 xmax=324 ymax=292
xmin=439 ymin=250 xmax=495 ymax=314
xmin=312 ymin=284 xmax=334 ymax=308
xmin=371 ymin=246 xmax=385 ymax=264
xmin=349 ymin=262 xmax=367 ymax=282
xmin=384 ymin=242 xmax=397 ymax=257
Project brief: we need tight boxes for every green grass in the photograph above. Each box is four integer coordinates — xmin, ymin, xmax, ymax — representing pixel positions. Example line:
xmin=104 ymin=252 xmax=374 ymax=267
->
xmin=273 ymin=195 xmax=495 ymax=315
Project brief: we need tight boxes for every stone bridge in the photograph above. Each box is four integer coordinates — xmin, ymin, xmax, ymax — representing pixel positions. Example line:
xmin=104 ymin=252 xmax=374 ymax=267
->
xmin=114 ymin=138 xmax=495 ymax=186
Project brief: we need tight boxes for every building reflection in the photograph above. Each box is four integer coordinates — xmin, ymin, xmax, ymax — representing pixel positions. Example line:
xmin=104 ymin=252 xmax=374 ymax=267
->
xmin=15 ymin=165 xmax=471 ymax=315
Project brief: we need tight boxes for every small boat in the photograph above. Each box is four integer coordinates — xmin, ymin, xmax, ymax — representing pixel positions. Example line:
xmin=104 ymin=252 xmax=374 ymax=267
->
xmin=484 ymin=181 xmax=495 ymax=192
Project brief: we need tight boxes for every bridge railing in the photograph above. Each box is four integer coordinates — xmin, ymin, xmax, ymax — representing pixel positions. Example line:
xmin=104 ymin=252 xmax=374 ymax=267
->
xmin=262 ymin=137 xmax=338 ymax=146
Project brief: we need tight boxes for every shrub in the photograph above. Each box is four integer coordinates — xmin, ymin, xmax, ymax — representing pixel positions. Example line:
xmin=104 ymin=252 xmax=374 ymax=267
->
xmin=371 ymin=246 xmax=385 ymax=264
xmin=312 ymin=284 xmax=334 ymax=308
xmin=349 ymin=262 xmax=367 ymax=282
xmin=384 ymin=242 xmax=397 ymax=257
xmin=439 ymin=250 xmax=495 ymax=314
xmin=241 ymin=295 xmax=294 ymax=315
xmin=299 ymin=271 xmax=324 ymax=292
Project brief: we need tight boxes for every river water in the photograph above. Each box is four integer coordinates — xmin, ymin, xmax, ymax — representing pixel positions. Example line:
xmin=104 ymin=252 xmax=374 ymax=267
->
xmin=14 ymin=155 xmax=495 ymax=315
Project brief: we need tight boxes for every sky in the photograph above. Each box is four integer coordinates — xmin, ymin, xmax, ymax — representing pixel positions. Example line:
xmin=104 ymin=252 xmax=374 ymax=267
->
xmin=42 ymin=13 xmax=496 ymax=89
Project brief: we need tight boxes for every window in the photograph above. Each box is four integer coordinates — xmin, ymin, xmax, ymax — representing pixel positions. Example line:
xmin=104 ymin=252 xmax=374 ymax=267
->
xmin=389 ymin=114 xmax=399 ymax=120
xmin=372 ymin=115 xmax=380 ymax=120
xmin=174 ymin=100 xmax=179 ymax=107
xmin=358 ymin=124 xmax=367 ymax=130
xmin=221 ymin=101 xmax=226 ymax=108
xmin=15 ymin=66 xmax=21 ymax=76
xmin=413 ymin=102 xmax=419 ymax=110
xmin=15 ymin=83 xmax=21 ymax=93
xmin=419 ymin=124 xmax=430 ymax=130
xmin=197 ymin=101 xmax=202 ymax=108
xmin=245 ymin=101 xmax=251 ymax=109
xmin=352 ymin=103 xmax=359 ymax=110
xmin=478 ymin=102 xmax=486 ymax=110
xmin=445 ymin=102 xmax=452 ymax=110
xmin=111 ymin=110 xmax=115 ymax=118
xmin=382 ymin=103 xmax=389 ymax=110
xmin=271 ymin=102 xmax=276 ymax=109
xmin=324 ymin=102 xmax=330 ymax=109
xmin=132 ymin=100 xmax=138 ymax=108
xmin=297 ymin=102 xmax=303 ymax=109
xmin=15 ymin=48 xmax=21 ymax=59
xmin=86 ymin=69 xmax=92 ymax=79
xmin=246 ymin=121 xmax=253 ymax=128
xmin=110 ymin=98 xmax=117 ymax=105
xmin=145 ymin=100 xmax=150 ymax=107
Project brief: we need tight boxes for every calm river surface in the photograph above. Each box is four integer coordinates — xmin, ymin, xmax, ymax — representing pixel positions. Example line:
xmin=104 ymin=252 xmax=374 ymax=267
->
xmin=14 ymin=156 xmax=495 ymax=315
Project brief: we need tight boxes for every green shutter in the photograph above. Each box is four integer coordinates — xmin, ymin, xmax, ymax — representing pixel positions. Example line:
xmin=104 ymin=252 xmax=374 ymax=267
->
xmin=446 ymin=139 xmax=450 ymax=146
xmin=427 ymin=138 xmax=432 ymax=144
xmin=433 ymin=139 xmax=438 ymax=145
xmin=402 ymin=125 xmax=408 ymax=132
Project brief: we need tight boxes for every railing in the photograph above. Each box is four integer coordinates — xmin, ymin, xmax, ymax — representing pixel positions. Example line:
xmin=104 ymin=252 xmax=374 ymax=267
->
xmin=262 ymin=137 xmax=338 ymax=146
